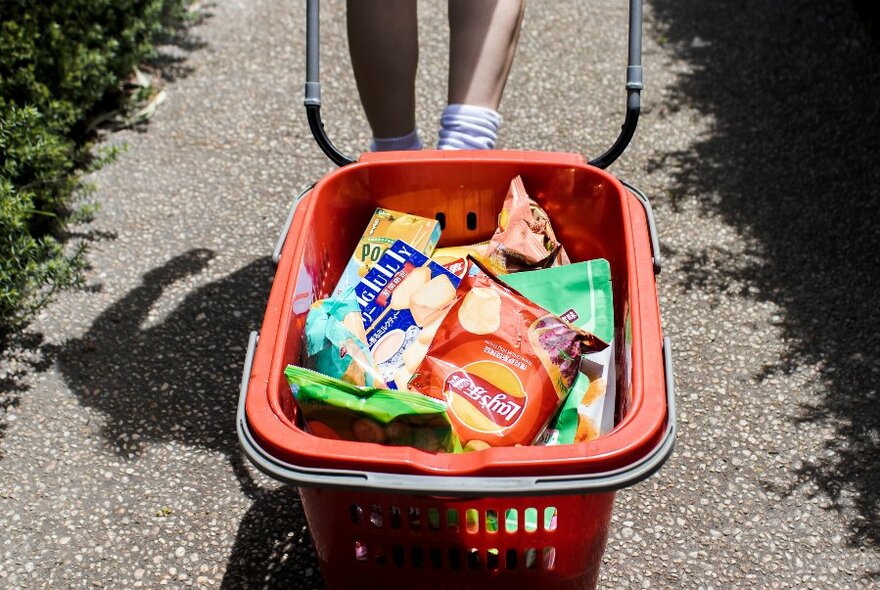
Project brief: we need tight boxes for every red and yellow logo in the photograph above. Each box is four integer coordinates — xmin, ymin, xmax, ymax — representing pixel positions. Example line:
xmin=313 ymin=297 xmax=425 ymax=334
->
xmin=444 ymin=361 xmax=526 ymax=434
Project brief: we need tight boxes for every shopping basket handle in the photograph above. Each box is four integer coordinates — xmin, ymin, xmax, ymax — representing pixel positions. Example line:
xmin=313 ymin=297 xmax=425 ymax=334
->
xmin=304 ymin=0 xmax=643 ymax=170
xmin=305 ymin=0 xmax=356 ymax=166
xmin=272 ymin=185 xmax=314 ymax=265
xmin=237 ymin=332 xmax=676 ymax=497
xmin=622 ymin=180 xmax=662 ymax=275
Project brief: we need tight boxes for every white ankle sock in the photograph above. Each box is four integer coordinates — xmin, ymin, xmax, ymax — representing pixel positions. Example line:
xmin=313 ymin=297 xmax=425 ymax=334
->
xmin=370 ymin=129 xmax=423 ymax=152
xmin=437 ymin=104 xmax=502 ymax=150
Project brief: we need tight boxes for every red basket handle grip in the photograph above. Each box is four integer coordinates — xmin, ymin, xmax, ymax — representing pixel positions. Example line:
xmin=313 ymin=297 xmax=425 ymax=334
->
xmin=304 ymin=0 xmax=643 ymax=169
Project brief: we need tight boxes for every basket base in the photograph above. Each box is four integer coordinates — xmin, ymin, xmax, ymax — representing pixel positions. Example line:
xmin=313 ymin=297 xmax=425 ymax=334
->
xmin=300 ymin=487 xmax=616 ymax=590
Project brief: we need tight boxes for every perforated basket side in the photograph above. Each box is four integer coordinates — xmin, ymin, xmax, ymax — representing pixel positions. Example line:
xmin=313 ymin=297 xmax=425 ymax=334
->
xmin=300 ymin=487 xmax=615 ymax=590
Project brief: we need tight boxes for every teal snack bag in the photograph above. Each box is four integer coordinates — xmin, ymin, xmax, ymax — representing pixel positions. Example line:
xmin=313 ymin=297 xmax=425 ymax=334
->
xmin=285 ymin=365 xmax=461 ymax=453
xmin=501 ymin=259 xmax=615 ymax=444
xmin=304 ymin=288 xmax=386 ymax=388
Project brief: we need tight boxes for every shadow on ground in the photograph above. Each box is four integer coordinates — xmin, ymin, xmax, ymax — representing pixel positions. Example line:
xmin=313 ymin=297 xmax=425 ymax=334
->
xmin=649 ymin=0 xmax=880 ymax=549
xmin=53 ymin=250 xmax=320 ymax=587
xmin=146 ymin=3 xmax=215 ymax=83
xmin=0 ymin=6 xmax=213 ymax=449
xmin=220 ymin=484 xmax=321 ymax=589
xmin=0 ymin=333 xmax=50 ymax=458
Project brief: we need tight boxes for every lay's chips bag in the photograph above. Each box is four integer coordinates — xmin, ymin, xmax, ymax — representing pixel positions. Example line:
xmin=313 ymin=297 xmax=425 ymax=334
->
xmin=409 ymin=257 xmax=606 ymax=450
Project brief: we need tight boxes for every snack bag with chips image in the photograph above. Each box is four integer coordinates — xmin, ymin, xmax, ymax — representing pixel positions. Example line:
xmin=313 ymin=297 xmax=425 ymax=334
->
xmin=409 ymin=257 xmax=606 ymax=449
xmin=332 ymin=208 xmax=442 ymax=298
xmin=483 ymin=175 xmax=570 ymax=275
xmin=430 ymin=242 xmax=489 ymax=280
xmin=501 ymin=259 xmax=615 ymax=443
xmin=285 ymin=365 xmax=460 ymax=453
xmin=355 ymin=240 xmax=462 ymax=390
xmin=304 ymin=287 xmax=386 ymax=388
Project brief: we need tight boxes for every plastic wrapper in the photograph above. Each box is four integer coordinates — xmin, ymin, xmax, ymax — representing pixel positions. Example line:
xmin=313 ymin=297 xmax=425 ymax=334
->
xmin=333 ymin=208 xmax=441 ymax=298
xmin=483 ymin=175 xmax=570 ymax=275
xmin=409 ymin=257 xmax=605 ymax=450
xmin=285 ymin=365 xmax=461 ymax=453
xmin=430 ymin=242 xmax=489 ymax=280
xmin=501 ymin=260 xmax=615 ymax=443
xmin=303 ymin=288 xmax=385 ymax=388
xmin=355 ymin=240 xmax=461 ymax=390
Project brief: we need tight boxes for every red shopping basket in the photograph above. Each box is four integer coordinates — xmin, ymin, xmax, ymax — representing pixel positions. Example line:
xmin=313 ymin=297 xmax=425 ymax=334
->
xmin=236 ymin=1 xmax=675 ymax=588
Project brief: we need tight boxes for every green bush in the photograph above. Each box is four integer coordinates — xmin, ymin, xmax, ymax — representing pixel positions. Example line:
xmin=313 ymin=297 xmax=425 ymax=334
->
xmin=0 ymin=1 xmax=189 ymax=338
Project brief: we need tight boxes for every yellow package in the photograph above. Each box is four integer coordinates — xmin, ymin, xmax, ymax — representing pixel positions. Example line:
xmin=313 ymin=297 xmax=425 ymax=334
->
xmin=333 ymin=208 xmax=442 ymax=298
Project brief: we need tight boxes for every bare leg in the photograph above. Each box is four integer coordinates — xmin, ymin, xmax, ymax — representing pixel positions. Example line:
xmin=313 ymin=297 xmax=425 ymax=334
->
xmin=447 ymin=0 xmax=526 ymax=109
xmin=346 ymin=0 xmax=419 ymax=139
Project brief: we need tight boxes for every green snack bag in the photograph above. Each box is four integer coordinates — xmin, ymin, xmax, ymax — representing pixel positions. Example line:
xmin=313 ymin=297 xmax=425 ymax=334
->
xmin=501 ymin=259 xmax=615 ymax=444
xmin=285 ymin=365 xmax=461 ymax=453
xmin=304 ymin=288 xmax=385 ymax=388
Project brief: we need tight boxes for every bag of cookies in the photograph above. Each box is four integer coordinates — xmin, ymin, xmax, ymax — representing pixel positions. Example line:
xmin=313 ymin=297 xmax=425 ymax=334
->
xmin=355 ymin=240 xmax=462 ymax=390
xmin=409 ymin=257 xmax=606 ymax=450
xmin=333 ymin=208 xmax=442 ymax=298
xmin=501 ymin=259 xmax=615 ymax=443
xmin=304 ymin=287 xmax=386 ymax=388
xmin=483 ymin=175 xmax=570 ymax=275
xmin=285 ymin=365 xmax=460 ymax=453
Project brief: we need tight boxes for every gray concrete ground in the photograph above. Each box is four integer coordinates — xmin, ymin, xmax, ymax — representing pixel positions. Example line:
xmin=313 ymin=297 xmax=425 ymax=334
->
xmin=2 ymin=0 xmax=879 ymax=588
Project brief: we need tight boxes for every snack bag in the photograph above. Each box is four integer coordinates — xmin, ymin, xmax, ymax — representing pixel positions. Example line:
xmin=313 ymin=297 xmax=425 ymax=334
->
xmin=409 ymin=257 xmax=606 ymax=449
xmin=355 ymin=240 xmax=462 ymax=390
xmin=501 ymin=260 xmax=615 ymax=443
xmin=286 ymin=365 xmax=460 ymax=452
xmin=333 ymin=208 xmax=442 ymax=298
xmin=303 ymin=288 xmax=386 ymax=387
xmin=430 ymin=242 xmax=489 ymax=280
xmin=483 ymin=176 xmax=570 ymax=275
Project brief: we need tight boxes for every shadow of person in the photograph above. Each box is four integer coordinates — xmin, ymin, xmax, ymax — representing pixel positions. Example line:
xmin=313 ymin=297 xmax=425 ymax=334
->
xmin=648 ymin=0 xmax=880 ymax=550
xmin=55 ymin=249 xmax=321 ymax=585
xmin=219 ymin=481 xmax=323 ymax=590
xmin=56 ymin=249 xmax=266 ymax=462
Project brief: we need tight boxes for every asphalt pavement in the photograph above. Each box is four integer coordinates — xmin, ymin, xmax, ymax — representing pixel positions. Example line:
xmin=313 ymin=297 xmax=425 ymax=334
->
xmin=1 ymin=0 xmax=878 ymax=588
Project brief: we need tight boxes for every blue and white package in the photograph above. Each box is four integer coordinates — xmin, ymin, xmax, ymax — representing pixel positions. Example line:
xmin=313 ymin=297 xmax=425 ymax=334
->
xmin=355 ymin=240 xmax=461 ymax=389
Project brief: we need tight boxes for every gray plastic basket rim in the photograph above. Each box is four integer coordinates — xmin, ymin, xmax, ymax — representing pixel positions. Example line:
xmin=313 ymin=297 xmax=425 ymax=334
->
xmin=236 ymin=331 xmax=676 ymax=498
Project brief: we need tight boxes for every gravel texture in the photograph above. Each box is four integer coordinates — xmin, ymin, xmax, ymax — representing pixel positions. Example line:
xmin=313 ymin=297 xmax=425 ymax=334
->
xmin=1 ymin=0 xmax=878 ymax=588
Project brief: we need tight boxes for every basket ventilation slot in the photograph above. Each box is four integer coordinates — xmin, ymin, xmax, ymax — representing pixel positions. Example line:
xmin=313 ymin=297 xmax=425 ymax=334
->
xmin=348 ymin=504 xmax=560 ymax=570
xmin=355 ymin=543 xmax=558 ymax=571
xmin=348 ymin=504 xmax=559 ymax=534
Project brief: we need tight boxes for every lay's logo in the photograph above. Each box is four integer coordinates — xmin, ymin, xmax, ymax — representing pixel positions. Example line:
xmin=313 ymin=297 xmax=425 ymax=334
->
xmin=445 ymin=370 xmax=523 ymax=427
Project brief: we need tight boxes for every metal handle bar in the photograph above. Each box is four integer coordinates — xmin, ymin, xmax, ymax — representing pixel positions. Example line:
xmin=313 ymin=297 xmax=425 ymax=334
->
xmin=236 ymin=331 xmax=675 ymax=497
xmin=305 ymin=0 xmax=356 ymax=166
xmin=305 ymin=0 xmax=643 ymax=169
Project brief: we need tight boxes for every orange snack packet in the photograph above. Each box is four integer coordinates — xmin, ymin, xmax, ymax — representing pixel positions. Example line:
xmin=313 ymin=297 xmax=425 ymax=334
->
xmin=409 ymin=258 xmax=605 ymax=449
xmin=483 ymin=175 xmax=570 ymax=275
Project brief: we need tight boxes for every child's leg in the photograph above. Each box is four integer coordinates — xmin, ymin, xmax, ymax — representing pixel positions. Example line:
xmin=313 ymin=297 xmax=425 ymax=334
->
xmin=439 ymin=0 xmax=525 ymax=149
xmin=347 ymin=0 xmax=423 ymax=150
